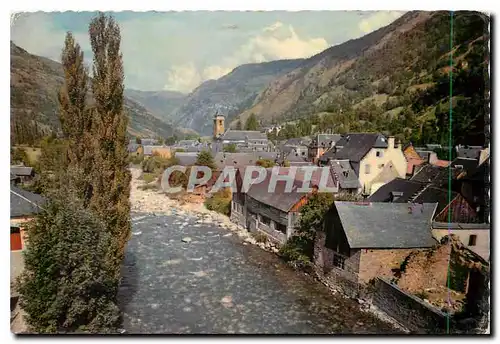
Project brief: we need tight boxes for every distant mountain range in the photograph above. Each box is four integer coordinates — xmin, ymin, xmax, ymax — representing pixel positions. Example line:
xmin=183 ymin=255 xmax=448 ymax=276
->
xmin=12 ymin=11 xmax=488 ymax=146
xmin=10 ymin=42 xmax=178 ymax=140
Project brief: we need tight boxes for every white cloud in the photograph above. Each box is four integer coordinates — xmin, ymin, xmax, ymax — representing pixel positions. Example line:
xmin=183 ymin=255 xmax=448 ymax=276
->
xmin=163 ymin=21 xmax=328 ymax=92
xmin=358 ymin=11 xmax=405 ymax=34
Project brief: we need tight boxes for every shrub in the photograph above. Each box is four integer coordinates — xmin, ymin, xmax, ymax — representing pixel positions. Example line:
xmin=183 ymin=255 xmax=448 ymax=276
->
xmin=16 ymin=191 xmax=120 ymax=333
xmin=128 ymin=153 xmax=144 ymax=165
xmin=256 ymin=159 xmax=275 ymax=168
xmin=252 ymin=232 xmax=269 ymax=243
xmin=204 ymin=188 xmax=231 ymax=216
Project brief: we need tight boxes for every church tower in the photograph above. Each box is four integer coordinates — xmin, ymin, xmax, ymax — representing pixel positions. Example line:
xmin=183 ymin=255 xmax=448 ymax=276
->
xmin=213 ymin=113 xmax=225 ymax=139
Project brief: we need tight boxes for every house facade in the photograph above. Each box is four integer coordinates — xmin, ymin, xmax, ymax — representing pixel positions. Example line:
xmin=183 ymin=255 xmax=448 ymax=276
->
xmin=431 ymin=222 xmax=490 ymax=261
xmin=308 ymin=134 xmax=342 ymax=163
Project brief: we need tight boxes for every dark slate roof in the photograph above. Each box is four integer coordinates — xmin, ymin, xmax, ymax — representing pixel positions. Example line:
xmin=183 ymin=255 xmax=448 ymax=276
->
xmin=323 ymin=133 xmax=388 ymax=162
xmin=284 ymin=151 xmax=309 ymax=163
xmin=330 ymin=160 xmax=361 ymax=189
xmin=246 ymin=170 xmax=307 ymax=212
xmin=410 ymin=164 xmax=461 ymax=188
xmin=11 ymin=186 xmax=46 ymax=218
xmin=413 ymin=186 xmax=458 ymax=215
xmin=368 ymin=178 xmax=426 ymax=203
xmin=456 ymin=146 xmax=482 ymax=160
xmin=11 ymin=166 xmax=34 ymax=177
xmin=221 ymin=130 xmax=267 ymax=141
xmin=214 ymin=153 xmax=261 ymax=169
xmin=333 ymin=201 xmax=437 ymax=249
xmin=284 ymin=137 xmax=312 ymax=147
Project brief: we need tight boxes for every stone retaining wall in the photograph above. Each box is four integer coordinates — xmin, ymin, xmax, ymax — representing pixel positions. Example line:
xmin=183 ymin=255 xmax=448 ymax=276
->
xmin=372 ymin=277 xmax=448 ymax=334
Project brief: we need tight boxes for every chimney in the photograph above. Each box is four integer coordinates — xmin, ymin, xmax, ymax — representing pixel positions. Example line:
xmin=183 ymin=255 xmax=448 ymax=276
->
xmin=397 ymin=140 xmax=402 ymax=150
xmin=428 ymin=152 xmax=437 ymax=164
xmin=388 ymin=136 xmax=395 ymax=149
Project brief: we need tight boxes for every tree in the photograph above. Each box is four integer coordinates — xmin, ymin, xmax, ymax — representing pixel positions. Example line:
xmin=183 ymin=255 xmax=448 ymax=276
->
xmin=256 ymin=158 xmax=275 ymax=168
xmin=135 ymin=137 xmax=142 ymax=144
xmin=223 ymin=144 xmax=237 ymax=153
xmin=59 ymin=31 xmax=94 ymax=203
xmin=245 ymin=113 xmax=259 ymax=131
xmin=195 ymin=150 xmax=217 ymax=170
xmin=16 ymin=189 xmax=120 ymax=333
xmin=235 ymin=120 xmax=242 ymax=130
xmin=164 ymin=135 xmax=177 ymax=145
xmin=279 ymin=193 xmax=334 ymax=265
xmin=88 ymin=13 xmax=131 ymax=273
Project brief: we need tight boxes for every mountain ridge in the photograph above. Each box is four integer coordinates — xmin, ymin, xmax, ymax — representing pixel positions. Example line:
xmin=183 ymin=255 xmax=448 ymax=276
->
xmin=10 ymin=42 xmax=179 ymax=141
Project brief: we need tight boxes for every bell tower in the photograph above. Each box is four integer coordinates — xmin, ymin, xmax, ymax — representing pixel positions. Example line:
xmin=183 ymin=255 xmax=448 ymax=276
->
xmin=213 ymin=113 xmax=225 ymax=139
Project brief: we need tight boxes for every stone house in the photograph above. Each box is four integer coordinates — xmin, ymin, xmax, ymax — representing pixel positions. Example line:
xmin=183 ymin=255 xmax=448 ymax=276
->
xmin=231 ymin=167 xmax=338 ymax=244
xmin=308 ymin=134 xmax=342 ymax=163
xmin=314 ymin=201 xmax=437 ymax=297
xmin=319 ymin=133 xmax=407 ymax=195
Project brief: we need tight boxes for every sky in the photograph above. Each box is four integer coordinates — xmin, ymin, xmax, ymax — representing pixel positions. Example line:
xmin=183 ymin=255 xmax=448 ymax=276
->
xmin=11 ymin=11 xmax=405 ymax=94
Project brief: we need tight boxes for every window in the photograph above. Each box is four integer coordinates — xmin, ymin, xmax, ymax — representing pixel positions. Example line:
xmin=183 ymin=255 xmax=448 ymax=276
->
xmin=376 ymin=151 xmax=383 ymax=158
xmin=468 ymin=235 xmax=477 ymax=246
xmin=364 ymin=164 xmax=371 ymax=174
xmin=276 ymin=223 xmax=287 ymax=234
xmin=261 ymin=216 xmax=271 ymax=226
xmin=333 ymin=253 xmax=345 ymax=269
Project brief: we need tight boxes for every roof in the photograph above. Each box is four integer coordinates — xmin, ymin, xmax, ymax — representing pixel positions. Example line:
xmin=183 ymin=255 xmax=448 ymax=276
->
xmin=174 ymin=152 xmax=198 ymax=166
xmin=221 ymin=130 xmax=267 ymax=141
xmin=214 ymin=152 xmax=262 ymax=169
xmin=432 ymin=159 xmax=451 ymax=168
xmin=309 ymin=134 xmax=342 ymax=149
xmin=11 ymin=186 xmax=46 ymax=218
xmin=10 ymin=172 xmax=20 ymax=181
xmin=330 ymin=160 xmax=360 ymax=189
xmin=322 ymin=133 xmax=388 ymax=162
xmin=370 ymin=161 xmax=400 ymax=185
xmin=246 ymin=170 xmax=307 ymax=213
xmin=246 ymin=167 xmax=337 ymax=212
xmin=368 ymin=178 xmax=426 ymax=203
xmin=11 ymin=166 xmax=34 ymax=177
xmin=413 ymin=186 xmax=458 ymax=215
xmin=283 ymin=137 xmax=312 ymax=147
xmin=410 ymin=164 xmax=461 ymax=188
xmin=333 ymin=201 xmax=437 ymax=249
xmin=406 ymin=157 xmax=425 ymax=175
xmin=456 ymin=146 xmax=482 ymax=160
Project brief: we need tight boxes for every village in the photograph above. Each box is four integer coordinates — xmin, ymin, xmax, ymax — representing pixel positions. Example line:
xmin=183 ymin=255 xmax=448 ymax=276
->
xmin=11 ymin=112 xmax=489 ymax=334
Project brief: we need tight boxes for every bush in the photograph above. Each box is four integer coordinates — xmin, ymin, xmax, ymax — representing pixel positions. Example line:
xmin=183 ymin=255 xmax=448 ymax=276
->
xmin=204 ymin=188 xmax=231 ymax=216
xmin=256 ymin=159 xmax=275 ymax=168
xmin=128 ymin=153 xmax=144 ymax=165
xmin=16 ymin=191 xmax=120 ymax=333
xmin=252 ymin=232 xmax=269 ymax=243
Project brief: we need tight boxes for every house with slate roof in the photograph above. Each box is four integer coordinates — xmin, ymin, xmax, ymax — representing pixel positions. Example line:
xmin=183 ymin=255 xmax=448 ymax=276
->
xmin=314 ymin=201 xmax=438 ymax=296
xmin=231 ymin=167 xmax=338 ymax=244
xmin=319 ymin=133 xmax=407 ymax=196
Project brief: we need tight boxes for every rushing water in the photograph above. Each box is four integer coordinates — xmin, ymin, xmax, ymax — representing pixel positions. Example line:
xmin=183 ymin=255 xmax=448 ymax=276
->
xmin=117 ymin=211 xmax=401 ymax=334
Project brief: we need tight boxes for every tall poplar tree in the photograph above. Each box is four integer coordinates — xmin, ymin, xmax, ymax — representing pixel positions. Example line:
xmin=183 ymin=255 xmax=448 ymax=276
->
xmin=88 ymin=13 xmax=131 ymax=273
xmin=58 ymin=32 xmax=94 ymax=203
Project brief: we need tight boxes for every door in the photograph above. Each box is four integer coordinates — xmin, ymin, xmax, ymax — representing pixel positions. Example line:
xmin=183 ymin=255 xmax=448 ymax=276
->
xmin=10 ymin=227 xmax=22 ymax=251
